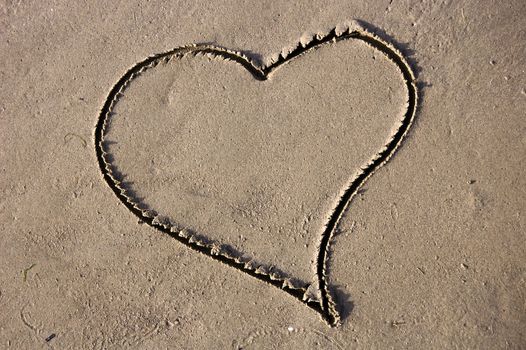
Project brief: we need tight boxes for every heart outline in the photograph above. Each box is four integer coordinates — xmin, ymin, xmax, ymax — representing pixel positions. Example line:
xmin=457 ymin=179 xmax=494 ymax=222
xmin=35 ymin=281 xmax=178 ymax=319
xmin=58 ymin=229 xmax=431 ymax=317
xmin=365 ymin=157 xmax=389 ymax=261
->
xmin=94 ymin=22 xmax=417 ymax=327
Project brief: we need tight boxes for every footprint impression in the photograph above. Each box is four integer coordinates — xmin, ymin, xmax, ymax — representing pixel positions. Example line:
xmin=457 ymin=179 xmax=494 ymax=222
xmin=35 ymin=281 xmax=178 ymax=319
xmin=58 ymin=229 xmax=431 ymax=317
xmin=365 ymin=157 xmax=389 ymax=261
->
xmin=95 ymin=22 xmax=417 ymax=326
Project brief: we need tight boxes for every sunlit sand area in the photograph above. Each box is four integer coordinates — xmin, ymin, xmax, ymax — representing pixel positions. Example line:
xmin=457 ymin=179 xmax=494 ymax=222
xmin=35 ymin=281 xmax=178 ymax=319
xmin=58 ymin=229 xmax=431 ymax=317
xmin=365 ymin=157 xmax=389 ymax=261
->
xmin=1 ymin=1 xmax=524 ymax=348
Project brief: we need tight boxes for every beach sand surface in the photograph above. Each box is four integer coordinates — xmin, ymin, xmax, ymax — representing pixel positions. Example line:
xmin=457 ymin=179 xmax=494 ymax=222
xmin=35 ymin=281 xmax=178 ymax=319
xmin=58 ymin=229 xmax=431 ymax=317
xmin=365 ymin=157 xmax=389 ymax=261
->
xmin=0 ymin=0 xmax=524 ymax=348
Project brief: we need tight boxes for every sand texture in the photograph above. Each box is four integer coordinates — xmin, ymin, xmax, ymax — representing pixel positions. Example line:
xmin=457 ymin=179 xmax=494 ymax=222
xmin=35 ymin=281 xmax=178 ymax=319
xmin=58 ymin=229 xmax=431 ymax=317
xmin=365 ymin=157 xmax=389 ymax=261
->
xmin=1 ymin=0 xmax=525 ymax=349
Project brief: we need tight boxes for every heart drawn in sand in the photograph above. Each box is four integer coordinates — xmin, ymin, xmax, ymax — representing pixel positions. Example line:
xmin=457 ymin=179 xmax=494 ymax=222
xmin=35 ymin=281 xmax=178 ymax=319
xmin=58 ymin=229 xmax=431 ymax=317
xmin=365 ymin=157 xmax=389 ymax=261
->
xmin=95 ymin=22 xmax=417 ymax=327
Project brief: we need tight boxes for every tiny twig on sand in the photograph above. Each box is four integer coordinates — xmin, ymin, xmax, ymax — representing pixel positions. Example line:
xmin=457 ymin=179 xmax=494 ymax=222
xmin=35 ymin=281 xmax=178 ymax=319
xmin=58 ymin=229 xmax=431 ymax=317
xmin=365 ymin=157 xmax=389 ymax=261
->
xmin=22 ymin=264 xmax=36 ymax=282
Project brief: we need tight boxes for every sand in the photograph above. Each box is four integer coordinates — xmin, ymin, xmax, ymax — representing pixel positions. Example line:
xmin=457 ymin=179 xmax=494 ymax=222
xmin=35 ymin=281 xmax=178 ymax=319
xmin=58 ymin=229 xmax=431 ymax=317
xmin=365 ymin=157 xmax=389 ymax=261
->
xmin=1 ymin=0 xmax=525 ymax=349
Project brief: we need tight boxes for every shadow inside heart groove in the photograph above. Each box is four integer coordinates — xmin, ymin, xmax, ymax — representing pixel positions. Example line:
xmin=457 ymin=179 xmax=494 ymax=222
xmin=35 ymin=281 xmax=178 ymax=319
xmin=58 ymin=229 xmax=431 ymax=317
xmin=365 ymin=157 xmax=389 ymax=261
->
xmin=95 ymin=22 xmax=417 ymax=327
